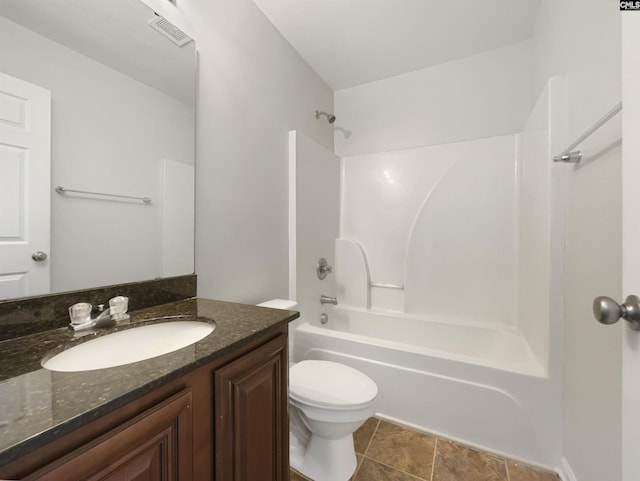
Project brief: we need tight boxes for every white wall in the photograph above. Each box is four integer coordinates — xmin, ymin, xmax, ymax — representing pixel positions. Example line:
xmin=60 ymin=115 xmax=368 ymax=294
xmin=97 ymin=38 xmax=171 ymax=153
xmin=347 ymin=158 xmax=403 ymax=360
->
xmin=0 ymin=17 xmax=195 ymax=293
xmin=160 ymin=160 xmax=195 ymax=277
xmin=141 ymin=0 xmax=334 ymax=305
xmin=532 ymin=1 xmax=622 ymax=480
xmin=334 ymin=40 xmax=533 ymax=156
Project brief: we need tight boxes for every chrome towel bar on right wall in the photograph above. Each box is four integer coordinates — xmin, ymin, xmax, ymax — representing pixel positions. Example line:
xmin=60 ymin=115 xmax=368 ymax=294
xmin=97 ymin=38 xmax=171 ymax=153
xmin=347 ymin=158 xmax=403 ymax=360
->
xmin=552 ymin=101 xmax=622 ymax=163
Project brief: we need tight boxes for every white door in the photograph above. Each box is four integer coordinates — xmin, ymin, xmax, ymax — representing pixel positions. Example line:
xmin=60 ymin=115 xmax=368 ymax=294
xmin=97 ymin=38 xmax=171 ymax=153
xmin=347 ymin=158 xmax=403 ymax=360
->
xmin=0 ymin=71 xmax=51 ymax=299
xmin=622 ymin=14 xmax=640 ymax=481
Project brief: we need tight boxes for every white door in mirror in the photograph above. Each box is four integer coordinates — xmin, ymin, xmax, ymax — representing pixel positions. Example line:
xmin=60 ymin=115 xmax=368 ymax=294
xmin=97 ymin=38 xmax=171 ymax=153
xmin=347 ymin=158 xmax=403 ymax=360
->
xmin=42 ymin=321 xmax=215 ymax=372
xmin=0 ymin=71 xmax=51 ymax=299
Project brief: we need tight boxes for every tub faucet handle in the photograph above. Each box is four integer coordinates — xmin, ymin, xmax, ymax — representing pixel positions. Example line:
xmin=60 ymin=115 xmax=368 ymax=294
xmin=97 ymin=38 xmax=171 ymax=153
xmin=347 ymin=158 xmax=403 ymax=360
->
xmin=316 ymin=258 xmax=333 ymax=280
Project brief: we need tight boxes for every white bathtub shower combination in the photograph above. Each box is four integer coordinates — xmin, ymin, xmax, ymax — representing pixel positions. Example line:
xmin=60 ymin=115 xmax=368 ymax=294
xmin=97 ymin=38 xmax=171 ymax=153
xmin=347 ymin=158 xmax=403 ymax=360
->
xmin=289 ymin=78 xmax=565 ymax=469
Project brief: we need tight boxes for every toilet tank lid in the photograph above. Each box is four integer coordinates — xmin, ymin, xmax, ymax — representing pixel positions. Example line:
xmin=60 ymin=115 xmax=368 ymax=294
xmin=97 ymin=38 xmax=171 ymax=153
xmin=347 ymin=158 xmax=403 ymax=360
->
xmin=256 ymin=299 xmax=298 ymax=310
xmin=290 ymin=360 xmax=378 ymax=407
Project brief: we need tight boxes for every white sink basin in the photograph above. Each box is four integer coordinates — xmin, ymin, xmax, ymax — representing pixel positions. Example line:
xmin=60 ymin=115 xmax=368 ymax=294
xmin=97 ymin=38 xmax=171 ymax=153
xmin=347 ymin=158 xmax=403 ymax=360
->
xmin=42 ymin=321 xmax=215 ymax=372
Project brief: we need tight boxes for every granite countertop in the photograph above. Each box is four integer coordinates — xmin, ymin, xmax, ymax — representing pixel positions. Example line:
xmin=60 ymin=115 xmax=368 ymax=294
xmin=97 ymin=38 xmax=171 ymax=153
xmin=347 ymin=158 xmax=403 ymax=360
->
xmin=0 ymin=297 xmax=298 ymax=466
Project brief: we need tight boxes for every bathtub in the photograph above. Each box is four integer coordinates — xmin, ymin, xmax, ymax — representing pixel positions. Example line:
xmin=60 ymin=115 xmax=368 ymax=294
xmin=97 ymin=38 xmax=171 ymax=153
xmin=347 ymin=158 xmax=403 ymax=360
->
xmin=292 ymin=307 xmax=559 ymax=467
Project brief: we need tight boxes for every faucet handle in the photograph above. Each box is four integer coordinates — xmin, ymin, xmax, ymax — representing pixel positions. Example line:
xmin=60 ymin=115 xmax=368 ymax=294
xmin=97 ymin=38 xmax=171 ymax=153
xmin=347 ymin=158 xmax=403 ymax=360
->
xmin=69 ymin=302 xmax=92 ymax=325
xmin=317 ymin=258 xmax=333 ymax=280
xmin=109 ymin=296 xmax=130 ymax=321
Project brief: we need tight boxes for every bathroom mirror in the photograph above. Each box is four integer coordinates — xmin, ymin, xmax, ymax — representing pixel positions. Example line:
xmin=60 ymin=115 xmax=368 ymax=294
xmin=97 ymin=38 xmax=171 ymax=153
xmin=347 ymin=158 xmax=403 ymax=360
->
xmin=0 ymin=0 xmax=196 ymax=300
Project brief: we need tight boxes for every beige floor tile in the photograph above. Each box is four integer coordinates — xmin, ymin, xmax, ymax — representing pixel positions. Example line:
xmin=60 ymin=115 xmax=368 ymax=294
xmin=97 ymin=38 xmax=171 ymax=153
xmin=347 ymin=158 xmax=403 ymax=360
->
xmin=507 ymin=461 xmax=560 ymax=481
xmin=354 ymin=458 xmax=424 ymax=481
xmin=365 ymin=420 xmax=436 ymax=479
xmin=432 ymin=439 xmax=508 ymax=481
xmin=291 ymin=420 xmax=559 ymax=481
xmin=354 ymin=417 xmax=380 ymax=454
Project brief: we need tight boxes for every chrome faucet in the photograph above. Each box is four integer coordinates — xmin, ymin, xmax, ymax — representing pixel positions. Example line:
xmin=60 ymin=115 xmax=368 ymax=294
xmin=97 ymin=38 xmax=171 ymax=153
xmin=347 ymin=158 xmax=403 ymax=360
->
xmin=91 ymin=307 xmax=115 ymax=327
xmin=68 ymin=297 xmax=129 ymax=331
xmin=69 ymin=306 xmax=115 ymax=331
xmin=320 ymin=295 xmax=338 ymax=305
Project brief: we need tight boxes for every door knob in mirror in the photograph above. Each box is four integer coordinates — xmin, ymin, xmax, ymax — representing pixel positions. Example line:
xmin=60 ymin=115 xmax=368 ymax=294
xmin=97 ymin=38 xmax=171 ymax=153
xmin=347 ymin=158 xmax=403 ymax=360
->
xmin=32 ymin=251 xmax=48 ymax=262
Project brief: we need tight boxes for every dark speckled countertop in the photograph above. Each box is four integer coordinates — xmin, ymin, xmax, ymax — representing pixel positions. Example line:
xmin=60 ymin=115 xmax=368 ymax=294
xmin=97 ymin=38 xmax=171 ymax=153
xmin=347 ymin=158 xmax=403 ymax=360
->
xmin=0 ymin=297 xmax=298 ymax=466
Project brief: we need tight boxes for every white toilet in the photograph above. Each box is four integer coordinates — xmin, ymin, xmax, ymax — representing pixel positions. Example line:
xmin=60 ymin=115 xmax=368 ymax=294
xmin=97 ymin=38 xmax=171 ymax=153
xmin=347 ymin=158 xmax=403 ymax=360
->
xmin=257 ymin=300 xmax=378 ymax=481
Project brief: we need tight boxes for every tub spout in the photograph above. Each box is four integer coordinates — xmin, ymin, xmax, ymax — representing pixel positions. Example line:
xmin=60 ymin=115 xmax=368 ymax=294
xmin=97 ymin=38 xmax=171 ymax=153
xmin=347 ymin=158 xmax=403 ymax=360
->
xmin=320 ymin=295 xmax=338 ymax=305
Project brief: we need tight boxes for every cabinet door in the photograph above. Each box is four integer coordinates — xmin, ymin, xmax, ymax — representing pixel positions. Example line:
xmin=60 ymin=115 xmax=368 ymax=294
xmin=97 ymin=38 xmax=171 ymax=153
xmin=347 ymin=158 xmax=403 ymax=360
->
xmin=215 ymin=334 xmax=288 ymax=481
xmin=26 ymin=389 xmax=193 ymax=481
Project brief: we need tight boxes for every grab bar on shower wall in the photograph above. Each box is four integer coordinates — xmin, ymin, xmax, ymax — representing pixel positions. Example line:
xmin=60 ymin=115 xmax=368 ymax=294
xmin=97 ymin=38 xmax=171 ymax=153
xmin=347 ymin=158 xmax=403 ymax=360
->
xmin=552 ymin=101 xmax=622 ymax=163
xmin=369 ymin=282 xmax=404 ymax=290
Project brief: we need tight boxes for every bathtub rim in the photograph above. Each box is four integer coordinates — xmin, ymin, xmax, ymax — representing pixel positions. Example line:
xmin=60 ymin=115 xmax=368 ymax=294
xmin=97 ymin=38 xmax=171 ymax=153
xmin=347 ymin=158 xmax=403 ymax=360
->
xmin=295 ymin=320 xmax=547 ymax=378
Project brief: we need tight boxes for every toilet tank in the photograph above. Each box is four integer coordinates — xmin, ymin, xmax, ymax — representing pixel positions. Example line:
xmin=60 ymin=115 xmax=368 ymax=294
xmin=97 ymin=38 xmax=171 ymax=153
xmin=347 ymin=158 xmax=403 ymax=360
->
xmin=257 ymin=299 xmax=298 ymax=310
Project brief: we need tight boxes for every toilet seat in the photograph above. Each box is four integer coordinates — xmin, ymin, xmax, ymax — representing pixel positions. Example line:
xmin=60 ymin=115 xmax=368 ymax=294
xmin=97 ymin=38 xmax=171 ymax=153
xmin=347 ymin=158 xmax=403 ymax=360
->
xmin=290 ymin=360 xmax=377 ymax=410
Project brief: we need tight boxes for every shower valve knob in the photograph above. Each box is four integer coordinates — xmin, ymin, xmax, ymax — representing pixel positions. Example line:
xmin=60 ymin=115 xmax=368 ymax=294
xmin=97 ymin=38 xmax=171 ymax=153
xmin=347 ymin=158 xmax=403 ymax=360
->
xmin=316 ymin=258 xmax=333 ymax=280
xmin=593 ymin=295 xmax=640 ymax=330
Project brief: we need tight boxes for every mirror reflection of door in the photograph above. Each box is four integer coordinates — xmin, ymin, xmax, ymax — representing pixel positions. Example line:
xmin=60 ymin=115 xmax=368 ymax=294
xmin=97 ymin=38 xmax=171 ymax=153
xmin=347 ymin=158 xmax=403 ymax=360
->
xmin=0 ymin=71 xmax=51 ymax=299
xmin=0 ymin=1 xmax=196 ymax=299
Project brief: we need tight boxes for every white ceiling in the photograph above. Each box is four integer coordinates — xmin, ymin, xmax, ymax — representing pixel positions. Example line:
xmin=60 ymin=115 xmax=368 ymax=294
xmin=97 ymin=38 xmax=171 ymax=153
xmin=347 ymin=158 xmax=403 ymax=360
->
xmin=251 ymin=0 xmax=542 ymax=90
xmin=0 ymin=0 xmax=196 ymax=104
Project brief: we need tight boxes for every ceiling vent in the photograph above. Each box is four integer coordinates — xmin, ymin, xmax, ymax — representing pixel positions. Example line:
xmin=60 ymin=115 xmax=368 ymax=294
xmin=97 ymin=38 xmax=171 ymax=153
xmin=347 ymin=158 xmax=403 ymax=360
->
xmin=148 ymin=15 xmax=193 ymax=47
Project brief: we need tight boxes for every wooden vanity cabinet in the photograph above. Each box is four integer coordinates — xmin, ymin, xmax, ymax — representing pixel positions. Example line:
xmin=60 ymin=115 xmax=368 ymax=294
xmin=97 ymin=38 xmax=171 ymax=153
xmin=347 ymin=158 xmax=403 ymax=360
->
xmin=215 ymin=334 xmax=288 ymax=481
xmin=0 ymin=328 xmax=289 ymax=481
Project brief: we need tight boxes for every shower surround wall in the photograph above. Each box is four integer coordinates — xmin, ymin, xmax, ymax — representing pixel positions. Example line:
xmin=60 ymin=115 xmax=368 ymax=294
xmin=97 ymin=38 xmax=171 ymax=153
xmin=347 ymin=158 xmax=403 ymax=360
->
xmin=335 ymin=99 xmax=558 ymax=375
xmin=340 ymin=135 xmax=519 ymax=325
xmin=288 ymin=131 xmax=340 ymax=350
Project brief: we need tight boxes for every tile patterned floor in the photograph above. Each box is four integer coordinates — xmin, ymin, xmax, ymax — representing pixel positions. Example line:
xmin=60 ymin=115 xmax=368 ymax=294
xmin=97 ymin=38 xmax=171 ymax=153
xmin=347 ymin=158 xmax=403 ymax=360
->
xmin=290 ymin=417 xmax=560 ymax=481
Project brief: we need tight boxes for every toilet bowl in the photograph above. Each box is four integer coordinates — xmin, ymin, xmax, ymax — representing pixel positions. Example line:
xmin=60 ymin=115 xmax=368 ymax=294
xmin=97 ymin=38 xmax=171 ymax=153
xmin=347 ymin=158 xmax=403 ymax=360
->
xmin=256 ymin=300 xmax=378 ymax=481
xmin=289 ymin=360 xmax=377 ymax=481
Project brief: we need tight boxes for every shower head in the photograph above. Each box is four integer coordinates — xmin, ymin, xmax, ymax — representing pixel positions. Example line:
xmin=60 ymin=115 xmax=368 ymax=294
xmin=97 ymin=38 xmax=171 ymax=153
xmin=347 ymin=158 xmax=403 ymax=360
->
xmin=315 ymin=110 xmax=336 ymax=124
